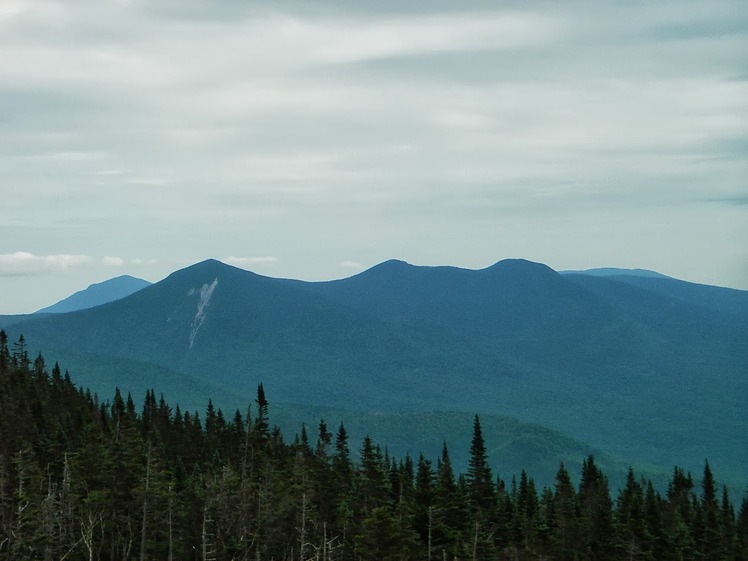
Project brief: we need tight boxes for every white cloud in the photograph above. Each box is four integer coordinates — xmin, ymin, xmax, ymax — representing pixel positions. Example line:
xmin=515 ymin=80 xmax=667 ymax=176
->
xmin=0 ymin=0 xmax=746 ymax=310
xmin=92 ymin=169 xmax=127 ymax=176
xmin=333 ymin=13 xmax=559 ymax=63
xmin=225 ymin=256 xmax=279 ymax=270
xmin=102 ymin=256 xmax=125 ymax=266
xmin=340 ymin=260 xmax=363 ymax=271
xmin=0 ymin=252 xmax=91 ymax=276
xmin=130 ymin=257 xmax=157 ymax=265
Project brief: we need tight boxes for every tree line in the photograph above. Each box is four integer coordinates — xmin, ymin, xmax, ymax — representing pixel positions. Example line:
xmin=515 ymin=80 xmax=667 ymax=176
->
xmin=0 ymin=331 xmax=746 ymax=560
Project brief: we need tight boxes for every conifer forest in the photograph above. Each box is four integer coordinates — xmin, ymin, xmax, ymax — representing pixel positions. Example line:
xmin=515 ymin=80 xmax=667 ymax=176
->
xmin=1 ymin=331 xmax=746 ymax=561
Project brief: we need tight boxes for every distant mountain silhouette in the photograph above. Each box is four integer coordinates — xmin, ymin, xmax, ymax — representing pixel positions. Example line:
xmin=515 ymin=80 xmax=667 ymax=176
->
xmin=3 ymin=258 xmax=746 ymax=489
xmin=35 ymin=275 xmax=151 ymax=314
xmin=565 ymin=272 xmax=748 ymax=317
xmin=560 ymin=267 xmax=671 ymax=279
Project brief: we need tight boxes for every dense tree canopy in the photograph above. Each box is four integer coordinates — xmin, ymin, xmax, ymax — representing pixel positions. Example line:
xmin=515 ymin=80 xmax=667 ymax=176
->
xmin=0 ymin=331 xmax=745 ymax=560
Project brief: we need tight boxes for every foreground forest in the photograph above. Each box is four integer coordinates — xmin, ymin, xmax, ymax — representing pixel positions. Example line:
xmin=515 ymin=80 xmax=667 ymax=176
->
xmin=1 ymin=332 xmax=746 ymax=561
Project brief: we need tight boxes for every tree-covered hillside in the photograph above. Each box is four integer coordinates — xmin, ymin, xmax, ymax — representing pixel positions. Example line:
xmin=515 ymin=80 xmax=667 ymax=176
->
xmin=3 ymin=258 xmax=747 ymax=489
xmin=1 ymin=331 xmax=746 ymax=561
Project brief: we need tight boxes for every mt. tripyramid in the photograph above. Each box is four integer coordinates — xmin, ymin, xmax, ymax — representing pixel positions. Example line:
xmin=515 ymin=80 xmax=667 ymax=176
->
xmin=3 ymin=258 xmax=746 ymax=489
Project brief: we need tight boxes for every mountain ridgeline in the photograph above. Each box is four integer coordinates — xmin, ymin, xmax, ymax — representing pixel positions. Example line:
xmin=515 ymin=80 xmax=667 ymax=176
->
xmin=35 ymin=274 xmax=152 ymax=314
xmin=1 ymin=258 xmax=746 ymax=489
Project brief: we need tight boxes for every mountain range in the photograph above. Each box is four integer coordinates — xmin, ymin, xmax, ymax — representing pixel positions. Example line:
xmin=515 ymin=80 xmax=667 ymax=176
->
xmin=1 ymin=258 xmax=746 ymax=490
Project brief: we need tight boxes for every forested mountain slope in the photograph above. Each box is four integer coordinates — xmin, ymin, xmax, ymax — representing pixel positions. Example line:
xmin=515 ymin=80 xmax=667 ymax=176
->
xmin=1 ymin=258 xmax=746 ymax=489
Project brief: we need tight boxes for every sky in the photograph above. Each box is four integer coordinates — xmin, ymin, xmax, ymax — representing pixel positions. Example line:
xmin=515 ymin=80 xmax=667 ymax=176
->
xmin=1 ymin=0 xmax=747 ymax=314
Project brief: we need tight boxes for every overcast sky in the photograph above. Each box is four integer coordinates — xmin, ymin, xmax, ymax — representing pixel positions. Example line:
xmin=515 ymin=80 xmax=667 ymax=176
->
xmin=1 ymin=0 xmax=747 ymax=314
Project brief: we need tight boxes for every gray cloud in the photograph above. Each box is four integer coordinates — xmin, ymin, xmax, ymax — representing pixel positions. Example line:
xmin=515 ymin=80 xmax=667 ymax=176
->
xmin=0 ymin=0 xmax=746 ymax=312
xmin=225 ymin=256 xmax=280 ymax=270
xmin=0 ymin=252 xmax=92 ymax=276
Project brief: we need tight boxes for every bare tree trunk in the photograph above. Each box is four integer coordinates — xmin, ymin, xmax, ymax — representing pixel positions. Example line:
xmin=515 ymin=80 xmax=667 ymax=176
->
xmin=240 ymin=406 xmax=253 ymax=555
xmin=167 ymin=484 xmax=174 ymax=561
xmin=41 ymin=464 xmax=56 ymax=561
xmin=427 ymin=506 xmax=433 ymax=561
xmin=202 ymin=506 xmax=216 ymax=561
xmin=299 ymin=492 xmax=307 ymax=561
xmin=81 ymin=511 xmax=102 ymax=561
xmin=472 ymin=520 xmax=478 ymax=561
xmin=140 ymin=441 xmax=151 ymax=561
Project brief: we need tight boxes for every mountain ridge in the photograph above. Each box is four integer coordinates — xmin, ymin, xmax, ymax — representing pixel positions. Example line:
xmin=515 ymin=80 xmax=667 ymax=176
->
xmin=2 ymin=257 xmax=746 ymax=489
xmin=35 ymin=274 xmax=152 ymax=314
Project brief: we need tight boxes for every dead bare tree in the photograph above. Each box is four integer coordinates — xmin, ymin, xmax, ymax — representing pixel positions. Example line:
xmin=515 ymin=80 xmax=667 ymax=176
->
xmin=202 ymin=505 xmax=217 ymax=561
xmin=80 ymin=510 xmax=103 ymax=561
xmin=139 ymin=441 xmax=152 ymax=561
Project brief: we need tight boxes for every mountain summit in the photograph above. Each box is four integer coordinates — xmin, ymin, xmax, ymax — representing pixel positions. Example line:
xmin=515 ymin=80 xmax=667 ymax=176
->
xmin=35 ymin=275 xmax=152 ymax=314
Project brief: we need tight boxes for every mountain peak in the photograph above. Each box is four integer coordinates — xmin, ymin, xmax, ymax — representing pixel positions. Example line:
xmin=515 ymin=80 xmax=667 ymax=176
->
xmin=561 ymin=267 xmax=671 ymax=279
xmin=35 ymin=275 xmax=152 ymax=314
xmin=192 ymin=258 xmax=228 ymax=269
xmin=373 ymin=258 xmax=412 ymax=270
xmin=483 ymin=258 xmax=559 ymax=277
xmin=178 ymin=259 xmax=244 ymax=276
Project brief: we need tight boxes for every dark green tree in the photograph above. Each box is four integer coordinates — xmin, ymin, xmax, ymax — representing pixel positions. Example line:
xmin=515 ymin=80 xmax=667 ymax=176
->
xmin=696 ymin=460 xmax=722 ymax=561
xmin=615 ymin=467 xmax=649 ymax=560
xmin=578 ymin=455 xmax=614 ymax=559
xmin=551 ymin=462 xmax=582 ymax=561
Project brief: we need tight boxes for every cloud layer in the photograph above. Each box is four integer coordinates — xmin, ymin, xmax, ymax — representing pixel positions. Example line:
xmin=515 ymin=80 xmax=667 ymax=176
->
xmin=0 ymin=252 xmax=91 ymax=276
xmin=0 ymin=0 xmax=746 ymax=312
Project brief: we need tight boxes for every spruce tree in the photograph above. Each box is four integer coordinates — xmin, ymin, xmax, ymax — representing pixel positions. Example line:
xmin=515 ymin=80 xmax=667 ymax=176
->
xmin=578 ymin=455 xmax=614 ymax=559
xmin=465 ymin=415 xmax=497 ymax=560
xmin=516 ymin=468 xmax=539 ymax=554
xmin=697 ymin=460 xmax=721 ymax=560
xmin=253 ymin=383 xmax=269 ymax=443
xmin=736 ymin=495 xmax=748 ymax=561
xmin=615 ymin=467 xmax=648 ymax=560
xmin=466 ymin=415 xmax=495 ymax=515
xmin=551 ymin=462 xmax=581 ymax=561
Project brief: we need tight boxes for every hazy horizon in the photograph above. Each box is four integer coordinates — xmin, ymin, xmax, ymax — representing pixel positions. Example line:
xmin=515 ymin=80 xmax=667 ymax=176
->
xmin=3 ymin=256 xmax=746 ymax=316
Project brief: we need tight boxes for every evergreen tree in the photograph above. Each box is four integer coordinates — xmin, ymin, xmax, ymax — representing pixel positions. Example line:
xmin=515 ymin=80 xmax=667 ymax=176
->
xmin=697 ymin=460 xmax=722 ymax=561
xmin=466 ymin=415 xmax=495 ymax=516
xmin=665 ymin=466 xmax=696 ymax=560
xmin=357 ymin=436 xmax=390 ymax=515
xmin=551 ymin=462 xmax=582 ymax=561
xmin=354 ymin=506 xmax=405 ymax=561
xmin=465 ymin=415 xmax=497 ymax=560
xmin=253 ymin=383 xmax=269 ymax=443
xmin=432 ymin=442 xmax=465 ymax=559
xmin=643 ymin=479 xmax=667 ymax=560
xmin=615 ymin=467 xmax=649 ymax=560
xmin=578 ymin=455 xmax=614 ymax=559
xmin=332 ymin=422 xmax=355 ymax=556
xmin=736 ymin=495 xmax=748 ymax=561
xmin=515 ymin=468 xmax=539 ymax=555
xmin=413 ymin=454 xmax=434 ymax=556
xmin=0 ymin=330 xmax=9 ymax=374
xmin=719 ymin=486 xmax=737 ymax=561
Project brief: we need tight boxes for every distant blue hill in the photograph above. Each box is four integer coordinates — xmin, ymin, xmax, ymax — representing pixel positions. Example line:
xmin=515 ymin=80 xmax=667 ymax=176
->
xmin=35 ymin=275 xmax=152 ymax=314
xmin=561 ymin=268 xmax=748 ymax=316
xmin=560 ymin=267 xmax=671 ymax=279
